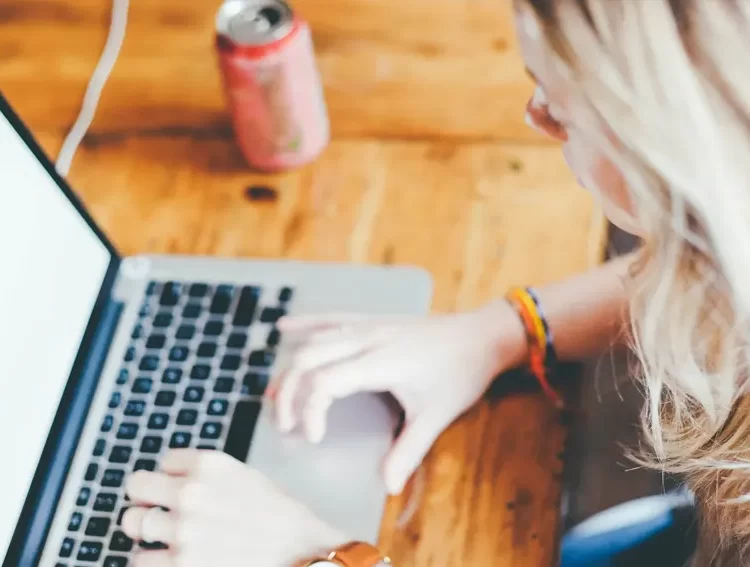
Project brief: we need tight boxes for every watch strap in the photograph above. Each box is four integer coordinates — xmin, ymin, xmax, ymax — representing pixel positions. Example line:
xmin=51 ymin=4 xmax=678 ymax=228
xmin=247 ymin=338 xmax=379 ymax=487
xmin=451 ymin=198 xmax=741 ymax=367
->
xmin=328 ymin=541 xmax=390 ymax=566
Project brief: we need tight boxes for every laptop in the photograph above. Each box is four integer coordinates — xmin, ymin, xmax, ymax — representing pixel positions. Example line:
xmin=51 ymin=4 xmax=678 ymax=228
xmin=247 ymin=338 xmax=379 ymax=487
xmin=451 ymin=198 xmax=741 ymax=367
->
xmin=0 ymin=93 xmax=432 ymax=567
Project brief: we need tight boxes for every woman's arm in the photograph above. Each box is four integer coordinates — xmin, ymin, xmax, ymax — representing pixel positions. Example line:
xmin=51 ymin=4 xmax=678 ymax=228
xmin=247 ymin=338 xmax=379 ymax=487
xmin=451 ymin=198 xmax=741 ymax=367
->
xmin=482 ymin=252 xmax=635 ymax=368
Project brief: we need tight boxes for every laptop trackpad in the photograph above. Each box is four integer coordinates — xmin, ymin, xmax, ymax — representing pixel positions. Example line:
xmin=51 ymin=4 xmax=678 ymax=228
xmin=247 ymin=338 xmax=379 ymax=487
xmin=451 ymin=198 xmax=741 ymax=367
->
xmin=246 ymin=393 xmax=397 ymax=543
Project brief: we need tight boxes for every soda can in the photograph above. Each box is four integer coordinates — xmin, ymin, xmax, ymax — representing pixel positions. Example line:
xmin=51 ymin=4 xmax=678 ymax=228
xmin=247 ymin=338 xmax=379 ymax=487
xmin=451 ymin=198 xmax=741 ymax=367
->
xmin=216 ymin=0 xmax=330 ymax=171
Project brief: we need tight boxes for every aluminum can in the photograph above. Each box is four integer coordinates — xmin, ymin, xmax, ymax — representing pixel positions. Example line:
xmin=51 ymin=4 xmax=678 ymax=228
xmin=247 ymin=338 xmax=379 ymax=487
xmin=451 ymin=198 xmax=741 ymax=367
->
xmin=216 ymin=0 xmax=330 ymax=171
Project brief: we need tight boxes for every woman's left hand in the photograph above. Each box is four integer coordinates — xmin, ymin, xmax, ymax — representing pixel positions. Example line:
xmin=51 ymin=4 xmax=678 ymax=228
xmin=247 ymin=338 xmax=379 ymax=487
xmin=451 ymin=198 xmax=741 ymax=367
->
xmin=122 ymin=449 xmax=347 ymax=567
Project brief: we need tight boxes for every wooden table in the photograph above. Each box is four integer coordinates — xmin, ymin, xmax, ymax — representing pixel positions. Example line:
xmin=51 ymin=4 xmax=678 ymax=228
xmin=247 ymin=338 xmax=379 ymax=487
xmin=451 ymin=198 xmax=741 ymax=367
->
xmin=1 ymin=0 xmax=607 ymax=564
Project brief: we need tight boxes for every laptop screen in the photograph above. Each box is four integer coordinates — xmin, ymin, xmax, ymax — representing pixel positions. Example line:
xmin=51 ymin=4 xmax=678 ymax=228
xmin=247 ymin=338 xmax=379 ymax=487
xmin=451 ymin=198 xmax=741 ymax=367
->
xmin=0 ymin=112 xmax=112 ymax=560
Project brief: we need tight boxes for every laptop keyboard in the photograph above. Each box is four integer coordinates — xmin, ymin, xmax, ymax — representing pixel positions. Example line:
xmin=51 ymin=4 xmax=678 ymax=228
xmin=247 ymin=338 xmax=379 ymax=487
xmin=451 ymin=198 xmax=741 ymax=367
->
xmin=55 ymin=280 xmax=293 ymax=566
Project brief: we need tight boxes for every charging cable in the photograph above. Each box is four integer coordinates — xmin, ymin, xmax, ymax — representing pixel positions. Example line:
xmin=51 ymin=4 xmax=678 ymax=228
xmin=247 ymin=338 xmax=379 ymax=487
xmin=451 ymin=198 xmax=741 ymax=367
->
xmin=56 ymin=0 xmax=130 ymax=177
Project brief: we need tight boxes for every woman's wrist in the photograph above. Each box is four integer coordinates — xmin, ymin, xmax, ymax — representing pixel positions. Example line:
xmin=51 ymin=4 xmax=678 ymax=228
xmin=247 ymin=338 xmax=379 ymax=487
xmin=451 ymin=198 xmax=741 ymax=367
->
xmin=476 ymin=299 xmax=530 ymax=372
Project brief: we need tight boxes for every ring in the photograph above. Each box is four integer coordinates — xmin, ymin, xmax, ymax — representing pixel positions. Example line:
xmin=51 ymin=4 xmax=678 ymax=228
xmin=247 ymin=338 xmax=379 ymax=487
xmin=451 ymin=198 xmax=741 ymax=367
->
xmin=140 ymin=507 xmax=163 ymax=543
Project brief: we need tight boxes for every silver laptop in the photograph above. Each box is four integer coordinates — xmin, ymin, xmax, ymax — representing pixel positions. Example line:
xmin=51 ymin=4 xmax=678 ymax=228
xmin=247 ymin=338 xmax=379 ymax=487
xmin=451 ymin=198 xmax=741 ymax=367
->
xmin=0 ymin=93 xmax=433 ymax=567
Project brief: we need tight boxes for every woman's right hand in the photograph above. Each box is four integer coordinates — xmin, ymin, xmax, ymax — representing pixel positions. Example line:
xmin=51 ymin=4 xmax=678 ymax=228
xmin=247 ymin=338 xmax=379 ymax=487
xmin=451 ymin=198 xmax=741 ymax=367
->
xmin=269 ymin=301 xmax=529 ymax=495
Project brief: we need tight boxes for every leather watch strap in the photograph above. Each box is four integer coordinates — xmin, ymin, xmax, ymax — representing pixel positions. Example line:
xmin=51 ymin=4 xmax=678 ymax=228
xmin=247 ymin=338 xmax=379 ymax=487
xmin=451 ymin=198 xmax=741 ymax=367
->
xmin=328 ymin=541 xmax=390 ymax=566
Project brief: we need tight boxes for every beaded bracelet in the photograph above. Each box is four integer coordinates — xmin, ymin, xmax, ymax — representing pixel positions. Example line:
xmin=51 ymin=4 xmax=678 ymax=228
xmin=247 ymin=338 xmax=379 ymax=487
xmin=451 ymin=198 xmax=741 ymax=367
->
xmin=505 ymin=287 xmax=563 ymax=408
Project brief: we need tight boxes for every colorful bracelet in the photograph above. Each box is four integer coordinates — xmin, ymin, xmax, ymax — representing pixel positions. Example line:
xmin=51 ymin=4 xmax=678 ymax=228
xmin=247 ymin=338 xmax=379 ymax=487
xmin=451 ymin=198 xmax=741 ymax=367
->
xmin=505 ymin=287 xmax=563 ymax=408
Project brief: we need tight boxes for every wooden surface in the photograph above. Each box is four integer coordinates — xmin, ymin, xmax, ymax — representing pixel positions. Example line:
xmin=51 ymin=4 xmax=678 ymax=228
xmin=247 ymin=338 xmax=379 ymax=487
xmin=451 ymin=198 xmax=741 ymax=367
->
xmin=1 ymin=0 xmax=607 ymax=565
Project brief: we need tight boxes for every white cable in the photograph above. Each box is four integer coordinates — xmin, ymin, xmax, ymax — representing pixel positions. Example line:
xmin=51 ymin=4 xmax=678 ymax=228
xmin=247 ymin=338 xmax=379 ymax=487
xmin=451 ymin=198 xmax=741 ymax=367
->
xmin=56 ymin=0 xmax=130 ymax=178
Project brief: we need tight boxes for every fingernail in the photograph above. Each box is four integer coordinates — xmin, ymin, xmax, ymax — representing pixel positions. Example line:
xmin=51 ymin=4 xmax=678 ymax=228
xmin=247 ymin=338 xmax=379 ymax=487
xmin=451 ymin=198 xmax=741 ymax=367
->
xmin=309 ymin=426 xmax=324 ymax=444
xmin=385 ymin=471 xmax=404 ymax=495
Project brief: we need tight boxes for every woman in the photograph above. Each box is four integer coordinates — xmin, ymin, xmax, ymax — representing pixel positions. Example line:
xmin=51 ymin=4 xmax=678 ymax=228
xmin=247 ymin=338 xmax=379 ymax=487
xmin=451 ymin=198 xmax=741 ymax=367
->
xmin=121 ymin=0 xmax=750 ymax=565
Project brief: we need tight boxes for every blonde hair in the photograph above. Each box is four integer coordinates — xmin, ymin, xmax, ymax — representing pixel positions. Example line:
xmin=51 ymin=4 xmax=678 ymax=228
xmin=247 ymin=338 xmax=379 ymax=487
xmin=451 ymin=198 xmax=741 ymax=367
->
xmin=521 ymin=0 xmax=750 ymax=555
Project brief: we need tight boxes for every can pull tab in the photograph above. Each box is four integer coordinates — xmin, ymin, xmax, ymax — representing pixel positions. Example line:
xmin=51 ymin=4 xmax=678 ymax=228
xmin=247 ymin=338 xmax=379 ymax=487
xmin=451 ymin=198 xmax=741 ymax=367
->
xmin=232 ymin=5 xmax=283 ymax=36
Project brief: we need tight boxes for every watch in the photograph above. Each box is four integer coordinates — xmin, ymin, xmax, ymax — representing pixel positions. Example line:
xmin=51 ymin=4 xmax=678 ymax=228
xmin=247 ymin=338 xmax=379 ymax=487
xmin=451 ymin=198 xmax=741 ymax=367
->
xmin=302 ymin=541 xmax=392 ymax=567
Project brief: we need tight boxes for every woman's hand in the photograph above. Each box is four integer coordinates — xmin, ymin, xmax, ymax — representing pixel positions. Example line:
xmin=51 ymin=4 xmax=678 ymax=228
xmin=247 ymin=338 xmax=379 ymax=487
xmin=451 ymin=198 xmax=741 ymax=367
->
xmin=271 ymin=302 xmax=528 ymax=495
xmin=122 ymin=449 xmax=347 ymax=567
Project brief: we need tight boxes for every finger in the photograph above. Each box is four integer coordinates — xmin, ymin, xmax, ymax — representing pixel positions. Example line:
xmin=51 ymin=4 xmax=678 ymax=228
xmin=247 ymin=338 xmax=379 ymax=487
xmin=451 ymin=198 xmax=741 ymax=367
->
xmin=300 ymin=357 xmax=381 ymax=443
xmin=126 ymin=471 xmax=184 ymax=510
xmin=132 ymin=550 xmax=176 ymax=567
xmin=275 ymin=337 xmax=373 ymax=432
xmin=384 ymin=414 xmax=446 ymax=495
xmin=122 ymin=507 xmax=178 ymax=545
xmin=277 ymin=313 xmax=365 ymax=333
xmin=159 ymin=449 xmax=203 ymax=476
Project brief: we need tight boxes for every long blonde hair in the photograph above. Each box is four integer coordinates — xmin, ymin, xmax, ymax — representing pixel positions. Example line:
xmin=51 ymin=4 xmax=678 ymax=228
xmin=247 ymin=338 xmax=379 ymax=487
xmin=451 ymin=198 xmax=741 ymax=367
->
xmin=521 ymin=0 xmax=750 ymax=554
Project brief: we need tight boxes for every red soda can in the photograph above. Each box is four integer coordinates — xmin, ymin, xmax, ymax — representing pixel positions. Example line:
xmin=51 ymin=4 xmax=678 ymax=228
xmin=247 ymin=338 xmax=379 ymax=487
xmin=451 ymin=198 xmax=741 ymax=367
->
xmin=216 ymin=0 xmax=330 ymax=171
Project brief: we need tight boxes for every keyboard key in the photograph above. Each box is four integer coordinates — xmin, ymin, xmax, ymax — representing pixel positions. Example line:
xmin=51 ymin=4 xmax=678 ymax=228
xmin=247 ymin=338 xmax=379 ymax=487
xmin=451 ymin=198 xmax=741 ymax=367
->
xmin=159 ymin=282 xmax=183 ymax=307
xmin=59 ymin=537 xmax=75 ymax=558
xmin=77 ymin=541 xmax=103 ymax=562
xmin=93 ymin=439 xmax=106 ymax=457
xmin=93 ymin=492 xmax=118 ymax=513
xmin=109 ymin=530 xmax=134 ymax=552
xmin=197 ymin=444 xmax=216 ymax=450
xmin=102 ymin=469 xmax=125 ymax=488
xmin=85 ymin=517 xmax=111 ymax=537
xmin=148 ymin=413 xmax=169 ymax=430
xmin=84 ymin=463 xmax=98 ymax=482
xmin=175 ymin=324 xmax=195 ymax=340
xmin=131 ymin=324 xmax=144 ymax=339
xmin=146 ymin=334 xmax=167 ymax=349
xmin=108 ymin=392 xmax=121 ymax=409
xmin=248 ymin=350 xmax=275 ymax=368
xmin=242 ymin=372 xmax=269 ymax=396
xmin=200 ymin=422 xmax=222 ymax=440
xmin=217 ymin=284 xmax=234 ymax=294
xmin=140 ymin=541 xmax=168 ymax=550
xmin=279 ymin=286 xmax=293 ymax=302
xmin=220 ymin=354 xmax=241 ymax=371
xmin=207 ymin=399 xmax=229 ymax=416
xmin=162 ymin=367 xmax=183 ymax=384
xmin=233 ymin=286 xmax=259 ymax=326
xmin=266 ymin=328 xmax=281 ymax=348
xmin=109 ymin=446 xmax=132 ymax=464
xmin=124 ymin=400 xmax=146 ymax=416
xmin=104 ymin=556 xmax=128 ymax=567
xmin=224 ymin=400 xmax=261 ymax=462
xmin=196 ymin=342 xmax=217 ymax=358
xmin=170 ymin=432 xmax=192 ymax=449
xmin=227 ymin=332 xmax=247 ymax=349
xmin=132 ymin=378 xmax=153 ymax=394
xmin=134 ymin=459 xmax=157 ymax=472
xmin=155 ymin=391 xmax=177 ymax=407
xmin=190 ymin=364 xmax=211 ymax=380
xmin=189 ymin=283 xmax=209 ymax=298
xmin=116 ymin=423 xmax=138 ymax=440
xmin=169 ymin=346 xmax=189 ymax=362
xmin=100 ymin=415 xmax=114 ymax=433
xmin=214 ymin=377 xmax=235 ymax=394
xmin=204 ymin=321 xmax=224 ymax=336
xmin=139 ymin=355 xmax=159 ymax=372
xmin=68 ymin=511 xmax=83 ymax=532
xmin=183 ymin=303 xmax=203 ymax=319
xmin=176 ymin=409 xmax=198 ymax=426
xmin=117 ymin=507 xmax=128 ymax=526
xmin=77 ymin=487 xmax=91 ymax=506
xmin=153 ymin=313 xmax=173 ymax=328
xmin=146 ymin=281 xmax=159 ymax=295
xmin=139 ymin=303 xmax=152 ymax=318
xmin=260 ymin=307 xmax=286 ymax=324
xmin=140 ymin=436 xmax=163 ymax=454
xmin=116 ymin=369 xmax=129 ymax=385
xmin=123 ymin=347 xmax=136 ymax=362
xmin=183 ymin=387 xmax=204 ymax=403
xmin=210 ymin=288 xmax=233 ymax=314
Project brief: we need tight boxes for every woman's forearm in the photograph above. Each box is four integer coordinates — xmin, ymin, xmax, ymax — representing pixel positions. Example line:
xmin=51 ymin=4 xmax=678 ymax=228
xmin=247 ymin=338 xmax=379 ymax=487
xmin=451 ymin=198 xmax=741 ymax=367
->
xmin=484 ymin=253 xmax=635 ymax=367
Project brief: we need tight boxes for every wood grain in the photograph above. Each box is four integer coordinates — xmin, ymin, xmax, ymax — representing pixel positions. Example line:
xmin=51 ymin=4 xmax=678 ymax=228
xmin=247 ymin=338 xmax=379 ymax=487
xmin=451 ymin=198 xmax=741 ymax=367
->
xmin=2 ymin=0 xmax=607 ymax=564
